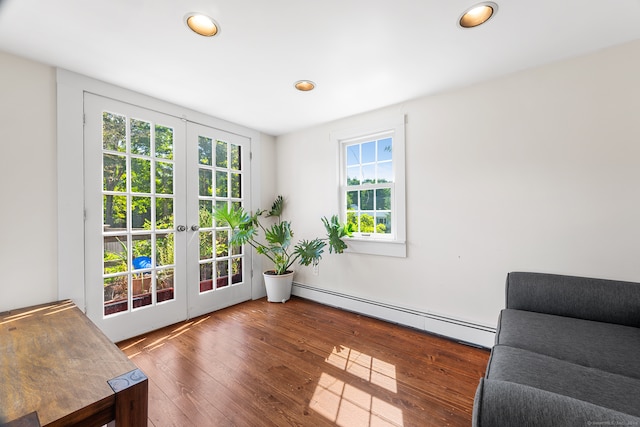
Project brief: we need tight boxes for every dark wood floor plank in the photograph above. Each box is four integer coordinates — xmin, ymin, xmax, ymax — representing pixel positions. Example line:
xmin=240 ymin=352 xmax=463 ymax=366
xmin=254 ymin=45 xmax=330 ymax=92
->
xmin=118 ymin=297 xmax=490 ymax=427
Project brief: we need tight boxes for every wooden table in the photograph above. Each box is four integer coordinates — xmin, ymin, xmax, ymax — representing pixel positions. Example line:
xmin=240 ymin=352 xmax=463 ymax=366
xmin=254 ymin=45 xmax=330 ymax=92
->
xmin=0 ymin=300 xmax=147 ymax=426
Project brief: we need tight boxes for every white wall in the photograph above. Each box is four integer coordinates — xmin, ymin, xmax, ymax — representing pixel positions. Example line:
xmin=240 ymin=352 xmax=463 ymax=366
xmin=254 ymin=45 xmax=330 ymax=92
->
xmin=276 ymin=39 xmax=640 ymax=327
xmin=0 ymin=52 xmax=58 ymax=311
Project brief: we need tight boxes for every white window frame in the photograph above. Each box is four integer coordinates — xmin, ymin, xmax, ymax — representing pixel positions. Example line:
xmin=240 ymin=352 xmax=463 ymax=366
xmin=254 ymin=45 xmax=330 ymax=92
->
xmin=333 ymin=115 xmax=406 ymax=257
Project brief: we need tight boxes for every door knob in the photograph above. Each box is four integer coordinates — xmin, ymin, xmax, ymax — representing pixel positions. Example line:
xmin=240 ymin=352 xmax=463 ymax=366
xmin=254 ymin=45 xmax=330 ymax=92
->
xmin=191 ymin=224 xmax=200 ymax=231
xmin=176 ymin=225 xmax=187 ymax=232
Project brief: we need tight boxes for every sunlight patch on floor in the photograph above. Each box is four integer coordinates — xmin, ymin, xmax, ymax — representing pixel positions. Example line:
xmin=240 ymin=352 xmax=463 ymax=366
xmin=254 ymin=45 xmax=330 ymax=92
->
xmin=310 ymin=346 xmax=404 ymax=427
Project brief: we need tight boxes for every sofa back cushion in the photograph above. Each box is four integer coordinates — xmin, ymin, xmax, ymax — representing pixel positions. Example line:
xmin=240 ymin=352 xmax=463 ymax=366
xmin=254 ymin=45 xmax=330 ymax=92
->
xmin=505 ymin=272 xmax=640 ymax=327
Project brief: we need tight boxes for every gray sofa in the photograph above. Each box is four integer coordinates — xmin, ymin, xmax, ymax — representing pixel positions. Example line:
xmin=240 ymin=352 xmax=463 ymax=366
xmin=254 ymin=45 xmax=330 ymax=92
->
xmin=472 ymin=272 xmax=640 ymax=426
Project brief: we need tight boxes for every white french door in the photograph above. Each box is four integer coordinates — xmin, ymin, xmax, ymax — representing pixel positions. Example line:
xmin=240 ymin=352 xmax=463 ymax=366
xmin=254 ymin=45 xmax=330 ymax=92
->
xmin=186 ymin=122 xmax=252 ymax=317
xmin=84 ymin=94 xmax=251 ymax=342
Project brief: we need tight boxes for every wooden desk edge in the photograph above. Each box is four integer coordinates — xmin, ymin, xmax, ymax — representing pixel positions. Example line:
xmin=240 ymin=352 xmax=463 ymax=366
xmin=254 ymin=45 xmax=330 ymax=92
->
xmin=108 ymin=369 xmax=149 ymax=426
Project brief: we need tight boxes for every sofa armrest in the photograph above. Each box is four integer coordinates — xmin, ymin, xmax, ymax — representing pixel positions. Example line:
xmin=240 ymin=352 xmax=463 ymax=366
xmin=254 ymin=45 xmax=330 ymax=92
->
xmin=505 ymin=272 xmax=640 ymax=327
xmin=473 ymin=378 xmax=640 ymax=427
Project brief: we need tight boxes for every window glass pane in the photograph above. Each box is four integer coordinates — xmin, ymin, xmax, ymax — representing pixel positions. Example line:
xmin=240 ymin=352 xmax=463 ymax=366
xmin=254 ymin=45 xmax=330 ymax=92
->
xmin=362 ymin=141 xmax=376 ymax=163
xmin=231 ymin=173 xmax=241 ymax=198
xmin=360 ymin=190 xmax=374 ymax=211
xmin=131 ymin=196 xmax=151 ymax=230
xmin=155 ymin=125 xmax=173 ymax=159
xmin=156 ymin=233 xmax=174 ymax=266
xmin=102 ymin=112 xmax=126 ymax=152
xmin=199 ymin=200 xmax=212 ymax=228
xmin=346 ymin=191 xmax=358 ymax=210
xmin=347 ymin=166 xmax=360 ymax=185
xmin=375 ymin=212 xmax=392 ymax=234
xmin=375 ymin=188 xmax=391 ymax=210
xmin=360 ymin=212 xmax=375 ymax=233
xmin=156 ymin=197 xmax=173 ymax=229
xmin=347 ymin=211 xmax=357 ymax=232
xmin=104 ymin=195 xmax=127 ymax=230
xmin=346 ymin=145 xmax=360 ymax=166
xmin=215 ymin=230 xmax=229 ymax=257
xmin=199 ymin=231 xmax=213 ymax=260
xmin=377 ymin=138 xmax=392 ymax=161
xmin=216 ymin=140 xmax=228 ymax=168
xmin=216 ymin=170 xmax=228 ymax=197
xmin=362 ymin=164 xmax=375 ymax=184
xmin=231 ymin=144 xmax=241 ymax=170
xmin=131 ymin=119 xmax=151 ymax=156
xmin=198 ymin=136 xmax=212 ymax=165
xmin=377 ymin=161 xmax=393 ymax=183
xmin=104 ymin=235 xmax=128 ymax=274
xmin=199 ymin=168 xmax=212 ymax=196
xmin=103 ymin=153 xmax=127 ymax=192
xmin=155 ymin=161 xmax=173 ymax=195
xmin=131 ymin=158 xmax=151 ymax=193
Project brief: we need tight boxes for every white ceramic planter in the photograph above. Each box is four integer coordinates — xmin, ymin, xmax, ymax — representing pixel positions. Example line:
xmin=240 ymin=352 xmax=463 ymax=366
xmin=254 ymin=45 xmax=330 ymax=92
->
xmin=263 ymin=271 xmax=294 ymax=303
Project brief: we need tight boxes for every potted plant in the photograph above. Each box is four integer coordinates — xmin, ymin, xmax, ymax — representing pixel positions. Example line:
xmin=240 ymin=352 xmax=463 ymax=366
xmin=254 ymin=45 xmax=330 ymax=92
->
xmin=213 ymin=195 xmax=352 ymax=302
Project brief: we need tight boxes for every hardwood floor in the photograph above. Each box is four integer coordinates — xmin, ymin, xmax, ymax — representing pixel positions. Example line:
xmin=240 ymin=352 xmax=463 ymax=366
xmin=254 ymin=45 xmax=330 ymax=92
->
xmin=117 ymin=297 xmax=490 ymax=427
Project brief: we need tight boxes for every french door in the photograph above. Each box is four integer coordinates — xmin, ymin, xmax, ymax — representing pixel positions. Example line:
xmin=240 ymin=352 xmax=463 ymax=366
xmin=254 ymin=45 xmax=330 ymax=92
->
xmin=84 ymin=94 xmax=251 ymax=342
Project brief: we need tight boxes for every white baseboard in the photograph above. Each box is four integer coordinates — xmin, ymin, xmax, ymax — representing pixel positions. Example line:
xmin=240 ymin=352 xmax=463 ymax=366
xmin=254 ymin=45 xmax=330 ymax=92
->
xmin=292 ymin=282 xmax=496 ymax=349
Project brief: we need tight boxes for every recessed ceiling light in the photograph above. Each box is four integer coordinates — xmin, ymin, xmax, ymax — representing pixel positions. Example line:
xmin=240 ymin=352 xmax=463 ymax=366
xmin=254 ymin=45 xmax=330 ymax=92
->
xmin=185 ymin=13 xmax=220 ymax=37
xmin=294 ymin=80 xmax=316 ymax=92
xmin=459 ymin=2 xmax=498 ymax=28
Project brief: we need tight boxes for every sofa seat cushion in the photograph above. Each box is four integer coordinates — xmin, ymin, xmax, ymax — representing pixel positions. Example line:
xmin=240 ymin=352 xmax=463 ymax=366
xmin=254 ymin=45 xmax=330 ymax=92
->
xmin=486 ymin=345 xmax=640 ymax=417
xmin=496 ymin=309 xmax=640 ymax=379
xmin=473 ymin=378 xmax=640 ymax=427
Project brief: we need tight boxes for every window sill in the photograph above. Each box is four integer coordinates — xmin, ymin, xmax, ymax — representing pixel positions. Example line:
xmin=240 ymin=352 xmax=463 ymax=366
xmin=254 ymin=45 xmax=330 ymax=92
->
xmin=344 ymin=238 xmax=406 ymax=258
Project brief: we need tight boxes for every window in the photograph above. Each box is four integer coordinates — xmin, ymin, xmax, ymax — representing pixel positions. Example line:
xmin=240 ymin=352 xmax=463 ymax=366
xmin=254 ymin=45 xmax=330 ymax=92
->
xmin=334 ymin=116 xmax=406 ymax=257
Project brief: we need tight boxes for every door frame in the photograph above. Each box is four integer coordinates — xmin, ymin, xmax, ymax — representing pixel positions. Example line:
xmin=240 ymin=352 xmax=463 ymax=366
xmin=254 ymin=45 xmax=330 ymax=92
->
xmin=57 ymin=69 xmax=267 ymax=336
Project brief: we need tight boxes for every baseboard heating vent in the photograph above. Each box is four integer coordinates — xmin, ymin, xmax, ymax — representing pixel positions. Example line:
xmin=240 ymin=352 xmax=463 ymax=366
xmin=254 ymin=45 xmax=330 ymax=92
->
xmin=292 ymin=282 xmax=496 ymax=349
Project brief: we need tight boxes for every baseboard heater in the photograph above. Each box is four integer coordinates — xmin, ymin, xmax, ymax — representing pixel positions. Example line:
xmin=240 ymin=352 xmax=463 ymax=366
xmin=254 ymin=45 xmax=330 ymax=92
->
xmin=292 ymin=282 xmax=496 ymax=349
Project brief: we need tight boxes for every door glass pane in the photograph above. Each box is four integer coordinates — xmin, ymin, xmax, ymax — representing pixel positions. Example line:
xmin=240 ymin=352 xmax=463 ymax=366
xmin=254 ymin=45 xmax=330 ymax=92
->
xmin=157 ymin=268 xmax=174 ymax=303
xmin=216 ymin=140 xmax=227 ymax=167
xmin=216 ymin=260 xmax=229 ymax=289
xmin=102 ymin=112 xmax=126 ymax=152
xmin=216 ymin=171 xmax=228 ymax=197
xmin=132 ymin=197 xmax=151 ymax=230
xmin=131 ymin=119 xmax=151 ymax=156
xmin=156 ymin=233 xmax=174 ymax=267
xmin=104 ymin=276 xmax=128 ymax=316
xmin=155 ymin=161 xmax=173 ymax=195
xmin=104 ymin=235 xmax=128 ymax=274
xmin=199 ymin=200 xmax=212 ymax=228
xmin=199 ymin=169 xmax=212 ymax=196
xmin=200 ymin=262 xmax=213 ymax=292
xmin=155 ymin=125 xmax=173 ymax=159
xmin=103 ymin=154 xmax=127 ymax=192
xmin=156 ymin=198 xmax=173 ymax=229
xmin=199 ymin=136 xmax=212 ymax=165
xmin=104 ymin=195 xmax=127 ymax=230
xmin=199 ymin=231 xmax=213 ymax=260
xmin=215 ymin=230 xmax=229 ymax=257
xmin=231 ymin=173 xmax=241 ymax=198
xmin=131 ymin=158 xmax=151 ymax=193
xmin=231 ymin=144 xmax=241 ymax=170
xmin=232 ymin=258 xmax=242 ymax=284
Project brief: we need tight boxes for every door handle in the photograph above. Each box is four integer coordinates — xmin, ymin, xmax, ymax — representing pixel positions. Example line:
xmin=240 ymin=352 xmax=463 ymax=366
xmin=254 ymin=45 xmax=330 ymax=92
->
xmin=176 ymin=225 xmax=187 ymax=232
xmin=191 ymin=225 xmax=200 ymax=231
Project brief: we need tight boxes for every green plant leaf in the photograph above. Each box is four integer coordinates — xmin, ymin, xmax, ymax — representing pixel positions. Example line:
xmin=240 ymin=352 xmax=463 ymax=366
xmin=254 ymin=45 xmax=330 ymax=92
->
xmin=294 ymin=239 xmax=326 ymax=266
xmin=323 ymin=215 xmax=353 ymax=254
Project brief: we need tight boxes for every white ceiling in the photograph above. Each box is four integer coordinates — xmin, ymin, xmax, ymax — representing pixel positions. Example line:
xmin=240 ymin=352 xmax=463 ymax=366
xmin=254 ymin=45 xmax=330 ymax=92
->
xmin=1 ymin=0 xmax=640 ymax=136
